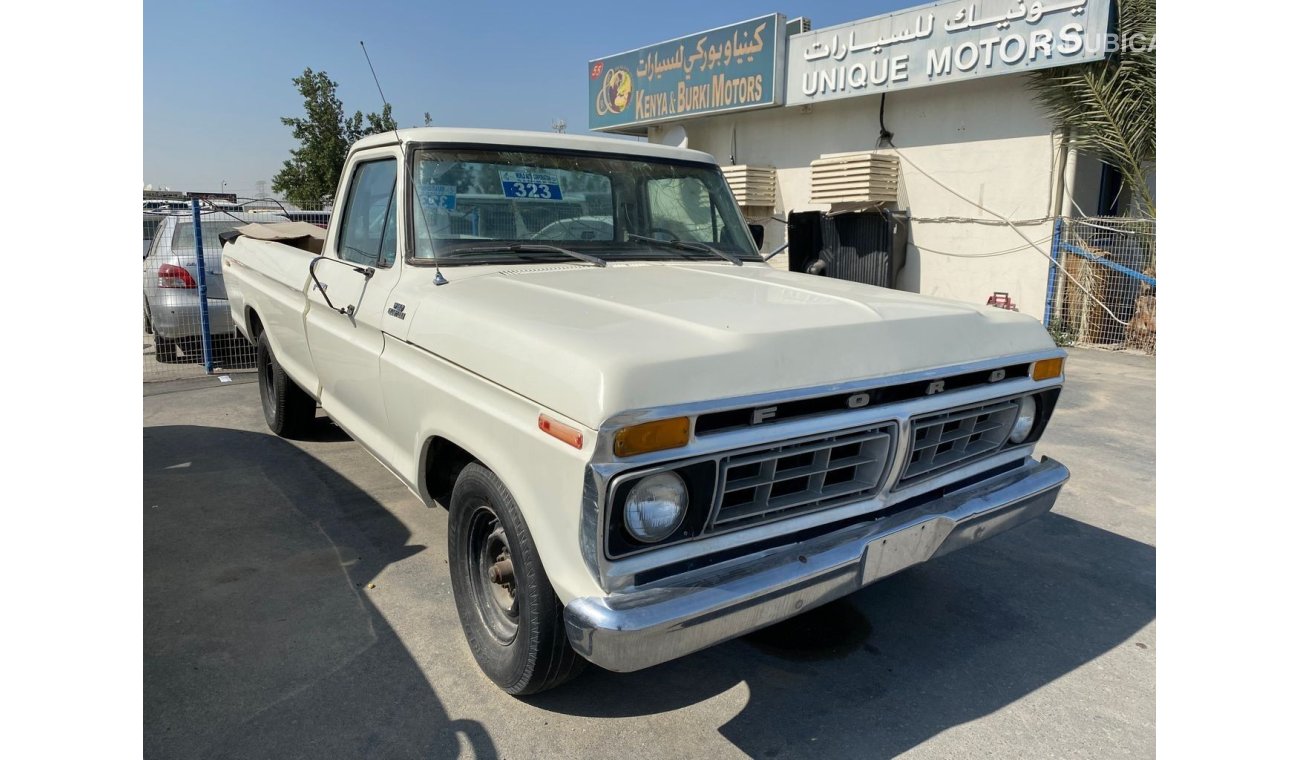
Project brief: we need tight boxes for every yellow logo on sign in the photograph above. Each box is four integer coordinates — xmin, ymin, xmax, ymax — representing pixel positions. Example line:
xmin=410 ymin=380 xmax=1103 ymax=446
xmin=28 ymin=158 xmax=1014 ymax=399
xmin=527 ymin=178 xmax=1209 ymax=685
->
xmin=595 ymin=67 xmax=633 ymax=115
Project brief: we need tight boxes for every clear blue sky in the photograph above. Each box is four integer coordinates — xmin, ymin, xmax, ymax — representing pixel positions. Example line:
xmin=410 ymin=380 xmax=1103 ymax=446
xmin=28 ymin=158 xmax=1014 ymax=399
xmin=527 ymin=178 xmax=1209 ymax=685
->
xmin=144 ymin=0 xmax=908 ymax=197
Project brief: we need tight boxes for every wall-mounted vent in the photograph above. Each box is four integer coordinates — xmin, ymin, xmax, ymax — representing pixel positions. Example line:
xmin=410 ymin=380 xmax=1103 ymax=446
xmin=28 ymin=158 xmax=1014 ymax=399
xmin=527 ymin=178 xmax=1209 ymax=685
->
xmin=721 ymin=165 xmax=778 ymax=208
xmin=809 ymin=151 xmax=899 ymax=204
xmin=786 ymin=16 xmax=812 ymax=35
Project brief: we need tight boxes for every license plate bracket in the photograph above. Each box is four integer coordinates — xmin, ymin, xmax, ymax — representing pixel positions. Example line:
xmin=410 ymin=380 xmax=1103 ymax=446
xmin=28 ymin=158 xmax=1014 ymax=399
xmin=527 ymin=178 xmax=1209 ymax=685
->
xmin=860 ymin=520 xmax=942 ymax=586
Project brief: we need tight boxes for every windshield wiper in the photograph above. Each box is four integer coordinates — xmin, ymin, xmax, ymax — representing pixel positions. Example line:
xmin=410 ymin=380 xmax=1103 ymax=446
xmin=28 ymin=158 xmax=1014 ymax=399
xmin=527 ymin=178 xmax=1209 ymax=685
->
xmin=446 ymin=243 xmax=606 ymax=267
xmin=625 ymin=233 xmax=743 ymax=266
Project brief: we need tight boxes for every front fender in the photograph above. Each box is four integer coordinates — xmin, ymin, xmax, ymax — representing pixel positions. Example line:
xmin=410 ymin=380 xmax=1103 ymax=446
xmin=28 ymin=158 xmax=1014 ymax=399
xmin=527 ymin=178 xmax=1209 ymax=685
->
xmin=379 ymin=339 xmax=601 ymax=602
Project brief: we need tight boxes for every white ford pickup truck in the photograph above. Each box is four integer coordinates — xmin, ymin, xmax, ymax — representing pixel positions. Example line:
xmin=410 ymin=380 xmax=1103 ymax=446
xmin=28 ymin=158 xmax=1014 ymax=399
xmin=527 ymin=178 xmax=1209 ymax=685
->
xmin=223 ymin=127 xmax=1069 ymax=695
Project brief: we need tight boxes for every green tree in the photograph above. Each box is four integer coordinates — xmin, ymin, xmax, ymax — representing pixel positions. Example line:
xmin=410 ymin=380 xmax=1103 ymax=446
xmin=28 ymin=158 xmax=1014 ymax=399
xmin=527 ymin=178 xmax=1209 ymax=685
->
xmin=272 ymin=68 xmax=398 ymax=207
xmin=1029 ymin=0 xmax=1155 ymax=218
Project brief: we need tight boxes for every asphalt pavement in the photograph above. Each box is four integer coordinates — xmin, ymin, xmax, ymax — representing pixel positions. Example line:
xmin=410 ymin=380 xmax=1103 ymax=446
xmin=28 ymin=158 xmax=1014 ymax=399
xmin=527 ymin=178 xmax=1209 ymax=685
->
xmin=143 ymin=347 xmax=1155 ymax=759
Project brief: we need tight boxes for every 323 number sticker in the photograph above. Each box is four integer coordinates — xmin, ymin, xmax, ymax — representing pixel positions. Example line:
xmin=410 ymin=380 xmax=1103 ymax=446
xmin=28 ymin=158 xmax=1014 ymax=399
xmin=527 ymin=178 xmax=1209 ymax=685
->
xmin=500 ymin=170 xmax=564 ymax=201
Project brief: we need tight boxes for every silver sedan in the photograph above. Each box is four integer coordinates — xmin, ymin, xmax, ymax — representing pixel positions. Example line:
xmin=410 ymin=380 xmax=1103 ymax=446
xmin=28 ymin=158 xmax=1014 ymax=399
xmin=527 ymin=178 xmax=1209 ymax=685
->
xmin=143 ymin=211 xmax=286 ymax=362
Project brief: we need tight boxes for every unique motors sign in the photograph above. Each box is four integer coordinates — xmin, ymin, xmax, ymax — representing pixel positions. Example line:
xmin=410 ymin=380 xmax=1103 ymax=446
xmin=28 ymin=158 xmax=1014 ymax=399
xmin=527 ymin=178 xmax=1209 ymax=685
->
xmin=588 ymin=14 xmax=786 ymax=132
xmin=786 ymin=0 xmax=1113 ymax=104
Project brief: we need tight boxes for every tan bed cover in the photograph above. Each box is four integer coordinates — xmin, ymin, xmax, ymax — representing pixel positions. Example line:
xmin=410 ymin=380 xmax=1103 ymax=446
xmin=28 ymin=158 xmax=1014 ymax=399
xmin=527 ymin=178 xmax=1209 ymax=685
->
xmin=237 ymin=222 xmax=326 ymax=254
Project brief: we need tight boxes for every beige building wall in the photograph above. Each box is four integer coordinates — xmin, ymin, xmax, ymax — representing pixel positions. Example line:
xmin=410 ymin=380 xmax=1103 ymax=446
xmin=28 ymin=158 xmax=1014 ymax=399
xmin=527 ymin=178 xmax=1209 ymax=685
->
xmin=644 ymin=73 xmax=1065 ymax=322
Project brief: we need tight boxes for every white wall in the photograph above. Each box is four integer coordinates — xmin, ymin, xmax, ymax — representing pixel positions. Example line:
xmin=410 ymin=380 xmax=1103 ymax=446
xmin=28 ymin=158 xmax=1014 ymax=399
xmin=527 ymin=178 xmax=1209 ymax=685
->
xmin=647 ymin=73 xmax=1064 ymax=322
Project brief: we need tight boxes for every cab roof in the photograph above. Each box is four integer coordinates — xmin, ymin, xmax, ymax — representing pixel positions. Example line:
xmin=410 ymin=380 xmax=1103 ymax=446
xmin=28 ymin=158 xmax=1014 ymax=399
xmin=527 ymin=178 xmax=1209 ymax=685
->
xmin=349 ymin=127 xmax=717 ymax=165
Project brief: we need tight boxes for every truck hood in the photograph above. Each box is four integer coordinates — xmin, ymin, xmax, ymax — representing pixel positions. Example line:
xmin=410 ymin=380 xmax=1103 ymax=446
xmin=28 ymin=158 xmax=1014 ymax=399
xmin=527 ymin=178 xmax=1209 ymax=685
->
xmin=400 ymin=262 xmax=1056 ymax=429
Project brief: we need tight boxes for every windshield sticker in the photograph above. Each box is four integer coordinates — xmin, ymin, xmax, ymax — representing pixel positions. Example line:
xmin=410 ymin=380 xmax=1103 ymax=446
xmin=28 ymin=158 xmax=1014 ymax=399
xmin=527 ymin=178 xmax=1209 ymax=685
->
xmin=500 ymin=170 xmax=564 ymax=201
xmin=420 ymin=184 xmax=458 ymax=211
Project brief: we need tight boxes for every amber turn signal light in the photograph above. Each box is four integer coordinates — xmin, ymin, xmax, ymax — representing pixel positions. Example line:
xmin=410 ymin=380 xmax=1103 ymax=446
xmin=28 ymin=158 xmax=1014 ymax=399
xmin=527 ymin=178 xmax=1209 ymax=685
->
xmin=613 ymin=417 xmax=691 ymax=457
xmin=1031 ymin=357 xmax=1065 ymax=381
xmin=539 ymin=414 xmax=584 ymax=449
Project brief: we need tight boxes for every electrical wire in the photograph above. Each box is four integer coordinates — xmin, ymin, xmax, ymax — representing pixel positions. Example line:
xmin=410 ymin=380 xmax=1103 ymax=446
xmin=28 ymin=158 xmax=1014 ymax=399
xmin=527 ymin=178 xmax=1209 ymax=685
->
xmin=876 ymin=93 xmax=893 ymax=148
xmin=197 ymin=197 xmax=286 ymax=225
xmin=1055 ymin=142 xmax=1149 ymax=236
xmin=144 ymin=196 xmax=303 ymax=221
xmin=909 ymin=215 xmax=1056 ymax=226
xmin=1050 ymin=129 xmax=1134 ymax=229
xmin=883 ymin=137 xmax=1130 ymax=327
xmin=914 ymin=235 xmax=1054 ymax=258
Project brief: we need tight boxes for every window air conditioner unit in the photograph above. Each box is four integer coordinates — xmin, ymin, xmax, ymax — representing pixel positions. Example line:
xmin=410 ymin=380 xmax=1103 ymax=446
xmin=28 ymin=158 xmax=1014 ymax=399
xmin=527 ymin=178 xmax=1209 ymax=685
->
xmin=787 ymin=16 xmax=812 ymax=35
xmin=809 ymin=151 xmax=899 ymax=205
xmin=721 ymin=165 xmax=778 ymax=210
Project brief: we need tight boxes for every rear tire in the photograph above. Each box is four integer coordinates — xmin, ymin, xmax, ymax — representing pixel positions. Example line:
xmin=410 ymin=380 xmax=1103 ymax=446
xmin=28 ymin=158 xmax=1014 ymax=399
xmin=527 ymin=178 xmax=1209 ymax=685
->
xmin=448 ymin=463 xmax=585 ymax=695
xmin=256 ymin=331 xmax=316 ymax=437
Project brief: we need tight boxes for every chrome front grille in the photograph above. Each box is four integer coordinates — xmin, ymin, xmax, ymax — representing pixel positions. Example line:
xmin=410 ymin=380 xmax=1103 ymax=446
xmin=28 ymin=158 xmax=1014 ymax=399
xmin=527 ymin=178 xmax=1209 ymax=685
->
xmin=902 ymin=398 xmax=1020 ymax=484
xmin=712 ymin=425 xmax=894 ymax=528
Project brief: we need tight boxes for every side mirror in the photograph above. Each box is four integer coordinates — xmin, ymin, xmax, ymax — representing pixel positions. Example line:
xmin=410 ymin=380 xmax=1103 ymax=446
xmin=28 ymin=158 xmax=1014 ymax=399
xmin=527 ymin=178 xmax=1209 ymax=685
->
xmin=747 ymin=223 xmax=764 ymax=249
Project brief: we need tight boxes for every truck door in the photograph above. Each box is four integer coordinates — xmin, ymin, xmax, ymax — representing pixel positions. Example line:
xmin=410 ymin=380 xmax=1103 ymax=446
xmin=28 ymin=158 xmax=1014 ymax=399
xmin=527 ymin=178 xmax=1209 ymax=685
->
xmin=304 ymin=151 xmax=407 ymax=468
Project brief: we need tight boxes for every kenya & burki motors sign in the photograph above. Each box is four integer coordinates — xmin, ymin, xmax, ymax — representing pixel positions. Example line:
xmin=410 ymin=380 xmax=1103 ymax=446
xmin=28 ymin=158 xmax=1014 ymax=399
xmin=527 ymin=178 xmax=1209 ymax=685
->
xmin=588 ymin=14 xmax=787 ymax=133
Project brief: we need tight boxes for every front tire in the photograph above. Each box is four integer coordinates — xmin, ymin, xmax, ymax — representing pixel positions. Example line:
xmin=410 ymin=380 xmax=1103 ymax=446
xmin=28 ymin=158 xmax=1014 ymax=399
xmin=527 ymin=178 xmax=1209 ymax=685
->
xmin=256 ymin=331 xmax=316 ymax=437
xmin=448 ymin=463 xmax=585 ymax=695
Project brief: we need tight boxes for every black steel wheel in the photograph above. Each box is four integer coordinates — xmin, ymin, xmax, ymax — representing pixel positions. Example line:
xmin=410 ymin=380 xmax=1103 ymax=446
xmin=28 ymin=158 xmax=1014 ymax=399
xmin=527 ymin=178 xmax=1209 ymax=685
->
xmin=448 ymin=463 xmax=585 ymax=695
xmin=466 ymin=507 xmax=520 ymax=644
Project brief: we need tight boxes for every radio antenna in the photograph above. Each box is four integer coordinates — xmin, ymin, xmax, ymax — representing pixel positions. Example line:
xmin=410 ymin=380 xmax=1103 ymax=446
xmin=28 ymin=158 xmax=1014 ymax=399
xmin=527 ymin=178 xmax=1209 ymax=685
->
xmin=360 ymin=40 xmax=447 ymax=285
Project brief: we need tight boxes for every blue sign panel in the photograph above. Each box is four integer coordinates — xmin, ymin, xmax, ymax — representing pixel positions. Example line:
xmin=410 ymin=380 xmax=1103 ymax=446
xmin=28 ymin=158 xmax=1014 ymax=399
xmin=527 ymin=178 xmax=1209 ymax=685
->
xmin=588 ymin=14 xmax=786 ymax=133
xmin=421 ymin=184 xmax=457 ymax=211
xmin=500 ymin=171 xmax=564 ymax=201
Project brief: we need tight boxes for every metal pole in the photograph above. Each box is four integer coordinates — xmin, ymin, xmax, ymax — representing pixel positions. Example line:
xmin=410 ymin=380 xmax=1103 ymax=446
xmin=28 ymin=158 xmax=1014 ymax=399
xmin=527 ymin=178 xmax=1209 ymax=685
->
xmin=1043 ymin=217 xmax=1063 ymax=326
xmin=190 ymin=199 xmax=214 ymax=374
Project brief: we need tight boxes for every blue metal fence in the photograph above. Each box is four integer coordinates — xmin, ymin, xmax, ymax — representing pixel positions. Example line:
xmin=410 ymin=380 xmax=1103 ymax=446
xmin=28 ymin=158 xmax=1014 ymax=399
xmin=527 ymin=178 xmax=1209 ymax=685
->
xmin=1044 ymin=216 xmax=1156 ymax=353
xmin=190 ymin=199 xmax=216 ymax=374
xmin=143 ymin=199 xmax=331 ymax=382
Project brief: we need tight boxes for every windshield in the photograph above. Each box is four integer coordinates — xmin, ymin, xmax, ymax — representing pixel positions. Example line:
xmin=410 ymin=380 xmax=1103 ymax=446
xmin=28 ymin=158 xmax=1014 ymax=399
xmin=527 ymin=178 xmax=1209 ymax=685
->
xmin=409 ymin=148 xmax=760 ymax=264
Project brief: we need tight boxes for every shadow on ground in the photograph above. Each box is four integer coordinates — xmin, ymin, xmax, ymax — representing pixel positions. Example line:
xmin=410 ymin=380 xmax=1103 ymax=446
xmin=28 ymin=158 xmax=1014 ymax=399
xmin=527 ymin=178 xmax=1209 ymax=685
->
xmin=143 ymin=425 xmax=495 ymax=760
xmin=146 ymin=422 xmax=1153 ymax=759
xmin=528 ymin=511 xmax=1155 ymax=759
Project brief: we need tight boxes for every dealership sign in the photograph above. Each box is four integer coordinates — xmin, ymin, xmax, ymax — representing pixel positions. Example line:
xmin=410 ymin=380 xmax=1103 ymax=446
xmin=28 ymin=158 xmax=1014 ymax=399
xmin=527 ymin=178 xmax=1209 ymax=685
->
xmin=786 ymin=0 xmax=1113 ymax=104
xmin=589 ymin=14 xmax=786 ymax=132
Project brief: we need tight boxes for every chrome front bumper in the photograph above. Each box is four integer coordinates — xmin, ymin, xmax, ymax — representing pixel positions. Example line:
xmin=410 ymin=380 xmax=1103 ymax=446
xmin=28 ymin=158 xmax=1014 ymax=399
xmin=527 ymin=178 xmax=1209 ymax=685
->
xmin=564 ymin=456 xmax=1068 ymax=672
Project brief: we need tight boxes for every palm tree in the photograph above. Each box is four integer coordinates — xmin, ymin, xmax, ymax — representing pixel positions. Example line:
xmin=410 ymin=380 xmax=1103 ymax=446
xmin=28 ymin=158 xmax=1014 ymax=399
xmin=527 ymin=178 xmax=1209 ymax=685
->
xmin=1029 ymin=0 xmax=1155 ymax=218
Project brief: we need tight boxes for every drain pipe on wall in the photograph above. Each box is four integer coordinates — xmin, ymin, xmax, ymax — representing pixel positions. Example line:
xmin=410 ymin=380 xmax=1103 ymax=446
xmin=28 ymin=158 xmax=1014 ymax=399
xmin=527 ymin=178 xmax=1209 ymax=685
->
xmin=1062 ymin=140 xmax=1079 ymax=221
xmin=1051 ymin=128 xmax=1069 ymax=219
xmin=1048 ymin=128 xmax=1077 ymax=322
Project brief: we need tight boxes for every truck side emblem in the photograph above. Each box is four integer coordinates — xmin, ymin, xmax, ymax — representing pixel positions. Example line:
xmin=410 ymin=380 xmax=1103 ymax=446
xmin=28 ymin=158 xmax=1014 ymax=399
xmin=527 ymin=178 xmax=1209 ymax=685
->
xmin=752 ymin=406 xmax=778 ymax=425
xmin=989 ymin=368 xmax=1006 ymax=383
xmin=846 ymin=392 xmax=871 ymax=408
xmin=925 ymin=380 xmax=945 ymax=395
xmin=387 ymin=302 xmax=406 ymax=319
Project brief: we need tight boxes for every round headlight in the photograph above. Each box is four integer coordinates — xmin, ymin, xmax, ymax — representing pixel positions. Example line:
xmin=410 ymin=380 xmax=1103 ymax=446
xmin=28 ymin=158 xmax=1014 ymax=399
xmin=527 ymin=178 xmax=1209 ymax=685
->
xmin=1009 ymin=395 xmax=1038 ymax=444
xmin=624 ymin=471 xmax=688 ymax=544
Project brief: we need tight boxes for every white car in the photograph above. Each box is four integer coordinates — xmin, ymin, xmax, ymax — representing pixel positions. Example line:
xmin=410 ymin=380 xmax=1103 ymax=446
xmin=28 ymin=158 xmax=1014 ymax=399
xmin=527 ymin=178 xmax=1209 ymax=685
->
xmin=222 ymin=128 xmax=1069 ymax=694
